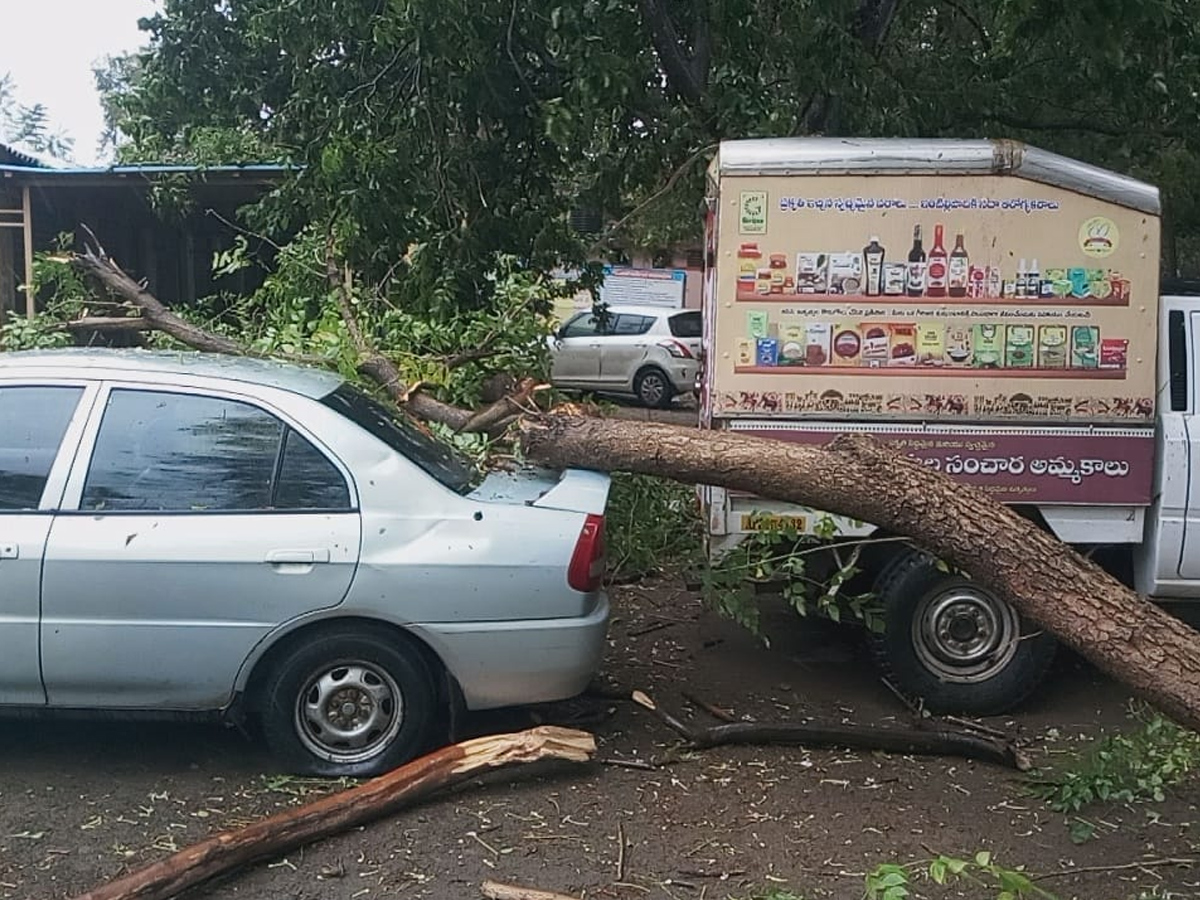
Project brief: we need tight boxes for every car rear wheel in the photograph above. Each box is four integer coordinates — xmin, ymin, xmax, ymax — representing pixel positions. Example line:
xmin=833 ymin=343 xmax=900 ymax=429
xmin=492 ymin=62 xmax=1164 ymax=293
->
xmin=259 ymin=627 xmax=436 ymax=776
xmin=868 ymin=550 xmax=1056 ymax=715
xmin=634 ymin=367 xmax=673 ymax=408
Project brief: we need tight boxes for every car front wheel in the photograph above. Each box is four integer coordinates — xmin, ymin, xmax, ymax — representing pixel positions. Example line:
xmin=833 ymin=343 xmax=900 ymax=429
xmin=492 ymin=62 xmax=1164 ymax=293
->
xmin=259 ymin=627 xmax=436 ymax=776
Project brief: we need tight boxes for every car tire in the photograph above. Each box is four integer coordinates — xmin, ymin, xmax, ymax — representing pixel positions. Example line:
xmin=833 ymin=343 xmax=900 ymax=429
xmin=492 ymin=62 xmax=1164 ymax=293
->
xmin=259 ymin=627 xmax=437 ymax=777
xmin=868 ymin=550 xmax=1056 ymax=716
xmin=634 ymin=367 xmax=673 ymax=409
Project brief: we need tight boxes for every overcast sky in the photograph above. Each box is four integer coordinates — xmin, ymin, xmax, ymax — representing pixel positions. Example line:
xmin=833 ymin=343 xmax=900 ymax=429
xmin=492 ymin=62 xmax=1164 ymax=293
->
xmin=3 ymin=0 xmax=160 ymax=165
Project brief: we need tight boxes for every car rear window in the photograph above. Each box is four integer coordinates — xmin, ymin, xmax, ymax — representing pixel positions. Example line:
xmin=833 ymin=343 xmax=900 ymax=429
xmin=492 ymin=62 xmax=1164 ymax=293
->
xmin=613 ymin=314 xmax=655 ymax=335
xmin=321 ymin=384 xmax=480 ymax=494
xmin=669 ymin=311 xmax=702 ymax=338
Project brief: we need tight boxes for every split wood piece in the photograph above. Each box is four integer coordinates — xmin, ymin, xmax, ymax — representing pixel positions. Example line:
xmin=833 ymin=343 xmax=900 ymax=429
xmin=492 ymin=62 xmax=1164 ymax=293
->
xmin=481 ymin=881 xmax=581 ymax=900
xmin=69 ymin=727 xmax=595 ymax=900
xmin=631 ymin=691 xmax=1029 ymax=770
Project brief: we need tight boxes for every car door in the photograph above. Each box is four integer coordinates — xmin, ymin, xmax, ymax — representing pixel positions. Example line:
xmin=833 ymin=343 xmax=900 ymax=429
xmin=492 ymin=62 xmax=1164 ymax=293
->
xmin=40 ymin=384 xmax=361 ymax=709
xmin=550 ymin=313 xmax=607 ymax=386
xmin=599 ymin=313 xmax=656 ymax=386
xmin=1179 ymin=308 xmax=1200 ymax=578
xmin=0 ymin=383 xmax=93 ymax=705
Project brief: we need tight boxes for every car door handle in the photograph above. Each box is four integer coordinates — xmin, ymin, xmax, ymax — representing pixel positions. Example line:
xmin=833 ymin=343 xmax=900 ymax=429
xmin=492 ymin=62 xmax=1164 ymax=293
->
xmin=265 ymin=549 xmax=331 ymax=565
xmin=588 ymin=343 xmax=602 ymax=348
xmin=0 ymin=543 xmax=17 ymax=560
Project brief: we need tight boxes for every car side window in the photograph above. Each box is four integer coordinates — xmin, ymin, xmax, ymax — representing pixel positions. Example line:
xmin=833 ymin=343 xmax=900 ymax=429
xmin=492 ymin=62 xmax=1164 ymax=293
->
xmin=669 ymin=311 xmax=702 ymax=338
xmin=0 ymin=386 xmax=84 ymax=511
xmin=612 ymin=314 xmax=655 ymax=335
xmin=560 ymin=313 xmax=606 ymax=338
xmin=275 ymin=429 xmax=352 ymax=510
xmin=82 ymin=390 xmax=285 ymax=512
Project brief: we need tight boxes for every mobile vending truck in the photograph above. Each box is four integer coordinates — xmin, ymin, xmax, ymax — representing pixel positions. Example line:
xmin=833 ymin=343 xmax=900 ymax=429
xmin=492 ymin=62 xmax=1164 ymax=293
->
xmin=698 ymin=138 xmax=1200 ymax=713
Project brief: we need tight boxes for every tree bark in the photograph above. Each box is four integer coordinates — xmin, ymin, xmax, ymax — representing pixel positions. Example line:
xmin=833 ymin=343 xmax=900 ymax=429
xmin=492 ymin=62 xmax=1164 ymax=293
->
xmin=520 ymin=416 xmax=1200 ymax=732
xmin=69 ymin=727 xmax=594 ymax=900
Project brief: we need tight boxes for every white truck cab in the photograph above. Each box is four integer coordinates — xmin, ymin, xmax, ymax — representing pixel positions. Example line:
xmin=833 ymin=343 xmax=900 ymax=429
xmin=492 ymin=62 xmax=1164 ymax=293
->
xmin=699 ymin=138 xmax=1195 ymax=713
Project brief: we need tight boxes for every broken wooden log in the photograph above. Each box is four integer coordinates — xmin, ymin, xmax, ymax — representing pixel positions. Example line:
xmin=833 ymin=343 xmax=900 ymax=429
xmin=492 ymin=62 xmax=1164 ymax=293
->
xmin=481 ymin=880 xmax=582 ymax=900
xmin=69 ymin=727 xmax=595 ymax=900
xmin=631 ymin=691 xmax=1030 ymax=770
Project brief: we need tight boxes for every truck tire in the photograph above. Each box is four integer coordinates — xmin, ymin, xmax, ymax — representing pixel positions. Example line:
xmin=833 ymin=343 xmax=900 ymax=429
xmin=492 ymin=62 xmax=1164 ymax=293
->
xmin=868 ymin=550 xmax=1056 ymax=716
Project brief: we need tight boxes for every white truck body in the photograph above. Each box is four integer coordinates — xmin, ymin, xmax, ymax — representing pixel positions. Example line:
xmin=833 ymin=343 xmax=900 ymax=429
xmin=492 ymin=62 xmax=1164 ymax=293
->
xmin=697 ymin=138 xmax=1197 ymax=712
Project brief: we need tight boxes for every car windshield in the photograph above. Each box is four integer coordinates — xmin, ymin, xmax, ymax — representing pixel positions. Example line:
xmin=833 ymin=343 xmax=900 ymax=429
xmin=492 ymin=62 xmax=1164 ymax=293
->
xmin=321 ymin=383 xmax=480 ymax=494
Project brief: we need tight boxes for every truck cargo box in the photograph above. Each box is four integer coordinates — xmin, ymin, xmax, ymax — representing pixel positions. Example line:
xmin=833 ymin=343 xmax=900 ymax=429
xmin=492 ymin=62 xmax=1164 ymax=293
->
xmin=701 ymin=138 xmax=1161 ymax=508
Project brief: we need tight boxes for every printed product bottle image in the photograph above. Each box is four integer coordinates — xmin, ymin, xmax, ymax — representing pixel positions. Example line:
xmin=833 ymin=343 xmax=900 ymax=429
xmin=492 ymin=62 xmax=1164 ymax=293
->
xmin=906 ymin=225 xmax=926 ymax=297
xmin=863 ymin=236 xmax=885 ymax=296
xmin=926 ymin=224 xmax=948 ymax=298
xmin=948 ymin=233 xmax=969 ymax=298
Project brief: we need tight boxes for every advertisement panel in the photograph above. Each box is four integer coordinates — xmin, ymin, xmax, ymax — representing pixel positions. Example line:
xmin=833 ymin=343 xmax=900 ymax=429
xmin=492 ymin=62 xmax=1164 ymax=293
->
xmin=711 ymin=174 xmax=1160 ymax=424
xmin=600 ymin=266 xmax=686 ymax=308
xmin=729 ymin=422 xmax=1155 ymax=505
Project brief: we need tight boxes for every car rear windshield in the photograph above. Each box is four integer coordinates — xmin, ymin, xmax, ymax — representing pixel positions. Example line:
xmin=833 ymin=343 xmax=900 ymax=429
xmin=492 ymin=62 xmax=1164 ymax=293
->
xmin=321 ymin=383 xmax=480 ymax=494
xmin=669 ymin=311 xmax=702 ymax=338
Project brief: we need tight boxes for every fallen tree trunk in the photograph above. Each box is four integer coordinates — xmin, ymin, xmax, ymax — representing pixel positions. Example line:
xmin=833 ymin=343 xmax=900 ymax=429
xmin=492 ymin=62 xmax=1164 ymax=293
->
xmin=520 ymin=416 xmax=1200 ymax=733
xmin=69 ymin=727 xmax=594 ymax=900
xmin=62 ymin=239 xmax=1200 ymax=729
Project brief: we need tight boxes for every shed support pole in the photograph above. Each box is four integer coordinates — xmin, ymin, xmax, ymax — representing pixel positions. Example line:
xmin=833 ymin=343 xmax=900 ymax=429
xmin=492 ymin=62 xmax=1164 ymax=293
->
xmin=22 ymin=186 xmax=34 ymax=317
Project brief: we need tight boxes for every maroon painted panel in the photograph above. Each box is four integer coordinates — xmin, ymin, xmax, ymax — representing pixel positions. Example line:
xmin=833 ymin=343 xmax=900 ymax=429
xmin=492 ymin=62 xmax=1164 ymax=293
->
xmin=738 ymin=428 xmax=1156 ymax=505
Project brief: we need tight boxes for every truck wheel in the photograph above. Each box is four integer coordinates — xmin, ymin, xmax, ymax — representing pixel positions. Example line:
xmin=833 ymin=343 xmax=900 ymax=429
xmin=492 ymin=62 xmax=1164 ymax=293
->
xmin=259 ymin=627 xmax=437 ymax=777
xmin=869 ymin=551 xmax=1056 ymax=715
xmin=634 ymin=367 xmax=673 ymax=409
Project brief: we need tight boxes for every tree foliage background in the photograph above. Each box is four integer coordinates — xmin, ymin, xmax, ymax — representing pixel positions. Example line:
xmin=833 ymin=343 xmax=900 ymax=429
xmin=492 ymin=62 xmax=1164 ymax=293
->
xmin=61 ymin=0 xmax=1200 ymax=405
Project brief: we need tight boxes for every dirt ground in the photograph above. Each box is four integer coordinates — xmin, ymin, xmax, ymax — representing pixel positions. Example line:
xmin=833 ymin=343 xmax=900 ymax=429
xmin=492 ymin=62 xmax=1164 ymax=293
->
xmin=2 ymin=576 xmax=1198 ymax=900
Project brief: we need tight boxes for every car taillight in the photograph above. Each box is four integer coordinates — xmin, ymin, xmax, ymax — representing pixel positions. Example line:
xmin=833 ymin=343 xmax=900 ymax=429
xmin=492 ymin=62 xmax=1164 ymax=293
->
xmin=657 ymin=339 xmax=694 ymax=359
xmin=568 ymin=513 xmax=606 ymax=592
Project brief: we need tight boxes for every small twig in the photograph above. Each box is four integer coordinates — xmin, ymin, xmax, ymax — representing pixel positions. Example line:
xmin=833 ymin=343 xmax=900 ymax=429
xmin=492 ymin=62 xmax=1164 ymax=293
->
xmin=591 ymin=144 xmax=715 ymax=249
xmin=681 ymin=691 xmax=737 ymax=723
xmin=599 ymin=758 xmax=655 ymax=771
xmin=939 ymin=715 xmax=1012 ymax=741
xmin=616 ymin=822 xmax=627 ymax=881
xmin=1032 ymin=857 xmax=1197 ymax=882
xmin=628 ymin=620 xmax=676 ymax=638
xmin=880 ymin=677 xmax=923 ymax=717
xmin=676 ymin=868 xmax=746 ymax=879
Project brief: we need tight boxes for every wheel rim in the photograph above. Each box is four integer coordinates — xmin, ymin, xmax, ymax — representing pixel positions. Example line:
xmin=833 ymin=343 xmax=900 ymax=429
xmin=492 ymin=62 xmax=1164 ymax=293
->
xmin=639 ymin=372 xmax=666 ymax=405
xmin=911 ymin=584 xmax=1020 ymax=684
xmin=294 ymin=661 xmax=404 ymax=764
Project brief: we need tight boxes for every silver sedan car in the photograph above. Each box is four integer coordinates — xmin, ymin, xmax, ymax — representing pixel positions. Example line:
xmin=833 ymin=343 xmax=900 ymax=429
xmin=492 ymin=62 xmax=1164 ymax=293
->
xmin=0 ymin=349 xmax=610 ymax=776
xmin=549 ymin=305 xmax=702 ymax=408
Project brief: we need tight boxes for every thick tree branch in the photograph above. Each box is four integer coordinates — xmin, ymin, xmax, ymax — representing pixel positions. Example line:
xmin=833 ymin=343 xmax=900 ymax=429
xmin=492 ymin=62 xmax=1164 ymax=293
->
xmin=638 ymin=0 xmax=710 ymax=109
xmin=853 ymin=0 xmax=901 ymax=52
xmin=72 ymin=234 xmax=247 ymax=357
xmin=70 ymin=727 xmax=594 ymax=900
xmin=631 ymin=691 xmax=1030 ymax=769
xmin=68 ymin=231 xmax=476 ymax=430
xmin=64 ymin=316 xmax=152 ymax=333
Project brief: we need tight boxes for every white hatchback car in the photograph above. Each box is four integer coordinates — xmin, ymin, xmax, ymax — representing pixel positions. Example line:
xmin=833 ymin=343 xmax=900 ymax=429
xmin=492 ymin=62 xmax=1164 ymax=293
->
xmin=548 ymin=305 xmax=703 ymax=408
